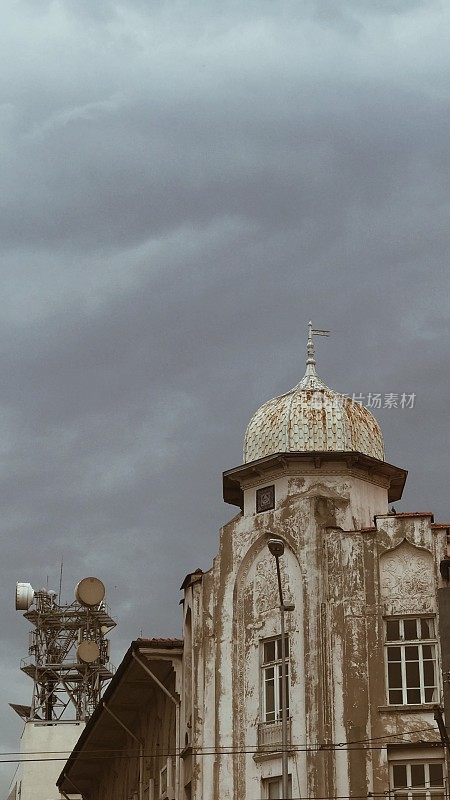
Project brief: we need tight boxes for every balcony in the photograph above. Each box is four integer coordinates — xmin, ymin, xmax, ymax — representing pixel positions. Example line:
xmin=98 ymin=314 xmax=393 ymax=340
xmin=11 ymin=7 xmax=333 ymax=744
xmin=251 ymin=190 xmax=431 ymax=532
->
xmin=257 ymin=719 xmax=292 ymax=754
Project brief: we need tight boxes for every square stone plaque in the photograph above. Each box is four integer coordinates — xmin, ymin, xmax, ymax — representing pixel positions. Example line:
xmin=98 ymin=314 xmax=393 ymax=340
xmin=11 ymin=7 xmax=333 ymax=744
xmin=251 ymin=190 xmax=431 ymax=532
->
xmin=256 ymin=484 xmax=275 ymax=513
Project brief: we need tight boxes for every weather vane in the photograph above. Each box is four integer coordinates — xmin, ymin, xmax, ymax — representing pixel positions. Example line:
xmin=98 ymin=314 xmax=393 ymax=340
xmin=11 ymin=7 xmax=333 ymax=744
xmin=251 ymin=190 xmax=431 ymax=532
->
xmin=309 ymin=321 xmax=330 ymax=339
xmin=306 ymin=321 xmax=330 ymax=367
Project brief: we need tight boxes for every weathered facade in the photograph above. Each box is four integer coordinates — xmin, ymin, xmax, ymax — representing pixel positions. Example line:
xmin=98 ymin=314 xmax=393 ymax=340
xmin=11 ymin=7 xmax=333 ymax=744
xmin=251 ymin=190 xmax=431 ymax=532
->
xmin=59 ymin=329 xmax=450 ymax=800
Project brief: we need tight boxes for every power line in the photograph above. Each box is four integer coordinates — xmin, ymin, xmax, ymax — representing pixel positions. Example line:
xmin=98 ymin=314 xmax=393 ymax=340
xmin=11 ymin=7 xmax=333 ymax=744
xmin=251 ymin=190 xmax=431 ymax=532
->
xmin=334 ymin=726 xmax=435 ymax=746
xmin=0 ymin=744 xmax=443 ymax=764
xmin=247 ymin=795 xmax=444 ymax=800
xmin=247 ymin=789 xmax=447 ymax=800
xmin=0 ymin=724 xmax=435 ymax=758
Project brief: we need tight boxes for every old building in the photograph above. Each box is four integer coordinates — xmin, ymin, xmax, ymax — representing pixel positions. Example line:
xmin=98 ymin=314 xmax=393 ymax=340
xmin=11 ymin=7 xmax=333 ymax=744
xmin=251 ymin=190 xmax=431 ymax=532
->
xmin=58 ymin=639 xmax=182 ymax=800
xmin=58 ymin=326 xmax=450 ymax=800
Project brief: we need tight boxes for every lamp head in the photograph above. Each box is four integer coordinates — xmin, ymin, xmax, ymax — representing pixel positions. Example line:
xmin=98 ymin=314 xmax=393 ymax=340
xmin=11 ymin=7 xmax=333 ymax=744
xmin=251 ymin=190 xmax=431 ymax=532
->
xmin=267 ymin=538 xmax=285 ymax=558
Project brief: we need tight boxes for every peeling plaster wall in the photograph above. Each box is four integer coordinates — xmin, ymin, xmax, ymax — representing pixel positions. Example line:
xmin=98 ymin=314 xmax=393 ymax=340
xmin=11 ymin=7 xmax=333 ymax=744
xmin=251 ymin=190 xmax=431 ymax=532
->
xmin=186 ymin=465 xmax=448 ymax=800
xmin=242 ymin=468 xmax=389 ymax=530
xmin=324 ymin=514 xmax=447 ymax=798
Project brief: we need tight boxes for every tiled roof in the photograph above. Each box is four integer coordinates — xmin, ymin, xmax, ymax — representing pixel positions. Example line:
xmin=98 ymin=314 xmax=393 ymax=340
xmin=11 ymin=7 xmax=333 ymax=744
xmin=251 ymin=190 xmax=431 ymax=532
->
xmin=243 ymin=325 xmax=385 ymax=464
xmin=180 ymin=568 xmax=204 ymax=591
xmin=137 ymin=637 xmax=183 ymax=648
xmin=394 ymin=512 xmax=434 ymax=519
xmin=244 ymin=377 xmax=384 ymax=464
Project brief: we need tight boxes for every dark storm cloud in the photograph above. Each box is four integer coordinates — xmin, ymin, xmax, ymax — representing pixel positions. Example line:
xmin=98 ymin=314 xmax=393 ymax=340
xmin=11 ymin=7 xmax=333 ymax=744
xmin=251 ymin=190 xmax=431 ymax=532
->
xmin=2 ymin=1 xmax=448 ymax=255
xmin=1 ymin=0 xmax=450 ymax=792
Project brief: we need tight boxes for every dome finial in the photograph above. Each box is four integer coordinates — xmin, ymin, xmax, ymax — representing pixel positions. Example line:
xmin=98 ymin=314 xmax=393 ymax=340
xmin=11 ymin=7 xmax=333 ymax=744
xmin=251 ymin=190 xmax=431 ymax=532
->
xmin=306 ymin=320 xmax=316 ymax=371
xmin=299 ymin=321 xmax=330 ymax=388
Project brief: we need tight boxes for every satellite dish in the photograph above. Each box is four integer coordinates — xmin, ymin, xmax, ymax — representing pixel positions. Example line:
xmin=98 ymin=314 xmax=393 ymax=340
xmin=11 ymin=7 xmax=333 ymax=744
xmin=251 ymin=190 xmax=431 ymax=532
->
xmin=77 ymin=640 xmax=100 ymax=664
xmin=75 ymin=577 xmax=105 ymax=608
xmin=15 ymin=582 xmax=34 ymax=611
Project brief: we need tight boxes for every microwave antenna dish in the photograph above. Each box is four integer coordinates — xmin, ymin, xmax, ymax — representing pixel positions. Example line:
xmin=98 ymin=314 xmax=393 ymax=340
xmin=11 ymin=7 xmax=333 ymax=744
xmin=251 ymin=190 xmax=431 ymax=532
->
xmin=75 ymin=577 xmax=105 ymax=607
xmin=15 ymin=582 xmax=35 ymax=611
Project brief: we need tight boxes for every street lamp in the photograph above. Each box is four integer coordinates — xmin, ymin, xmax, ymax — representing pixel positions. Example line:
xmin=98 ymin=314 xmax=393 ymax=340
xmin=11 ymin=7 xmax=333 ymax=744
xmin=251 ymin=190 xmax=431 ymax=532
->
xmin=267 ymin=538 xmax=295 ymax=800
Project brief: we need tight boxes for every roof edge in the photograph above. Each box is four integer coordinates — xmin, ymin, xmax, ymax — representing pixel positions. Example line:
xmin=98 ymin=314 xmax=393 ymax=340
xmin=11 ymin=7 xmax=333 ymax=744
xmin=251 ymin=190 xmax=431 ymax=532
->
xmin=57 ymin=637 xmax=183 ymax=790
xmin=223 ymin=450 xmax=407 ymax=507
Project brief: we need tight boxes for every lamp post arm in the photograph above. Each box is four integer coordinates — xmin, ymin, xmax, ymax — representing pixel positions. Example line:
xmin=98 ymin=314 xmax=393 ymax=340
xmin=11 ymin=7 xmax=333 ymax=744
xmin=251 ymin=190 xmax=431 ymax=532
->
xmin=274 ymin=555 xmax=284 ymax=607
xmin=280 ymin=603 xmax=289 ymax=799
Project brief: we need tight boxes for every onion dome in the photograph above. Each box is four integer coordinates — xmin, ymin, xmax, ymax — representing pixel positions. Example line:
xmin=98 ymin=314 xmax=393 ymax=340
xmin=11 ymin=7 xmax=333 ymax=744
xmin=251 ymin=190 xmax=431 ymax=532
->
xmin=243 ymin=323 xmax=385 ymax=463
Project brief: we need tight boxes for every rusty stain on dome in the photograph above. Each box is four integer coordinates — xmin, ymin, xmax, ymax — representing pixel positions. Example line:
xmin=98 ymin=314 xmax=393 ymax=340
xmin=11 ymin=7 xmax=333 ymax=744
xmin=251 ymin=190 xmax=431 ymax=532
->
xmin=243 ymin=326 xmax=385 ymax=463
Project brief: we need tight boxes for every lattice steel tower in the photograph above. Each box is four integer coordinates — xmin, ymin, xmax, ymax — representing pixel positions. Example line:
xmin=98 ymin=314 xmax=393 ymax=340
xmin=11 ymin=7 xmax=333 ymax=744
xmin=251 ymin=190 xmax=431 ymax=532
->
xmin=13 ymin=577 xmax=116 ymax=722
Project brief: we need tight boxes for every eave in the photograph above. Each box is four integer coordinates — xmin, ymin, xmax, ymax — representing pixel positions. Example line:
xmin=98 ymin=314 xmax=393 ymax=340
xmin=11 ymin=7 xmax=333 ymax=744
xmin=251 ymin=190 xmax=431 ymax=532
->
xmin=223 ymin=450 xmax=407 ymax=508
xmin=57 ymin=638 xmax=183 ymax=797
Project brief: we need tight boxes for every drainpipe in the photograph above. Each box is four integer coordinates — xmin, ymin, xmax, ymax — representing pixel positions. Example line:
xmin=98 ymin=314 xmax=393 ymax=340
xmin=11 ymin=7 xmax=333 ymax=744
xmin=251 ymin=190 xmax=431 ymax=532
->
xmin=433 ymin=705 xmax=450 ymax=753
xmin=103 ymin=702 xmax=143 ymax=800
xmin=132 ymin=652 xmax=181 ymax=800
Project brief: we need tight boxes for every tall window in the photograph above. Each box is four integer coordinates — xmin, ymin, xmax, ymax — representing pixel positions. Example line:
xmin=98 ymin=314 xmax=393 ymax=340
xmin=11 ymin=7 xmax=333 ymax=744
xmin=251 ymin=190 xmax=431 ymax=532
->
xmin=385 ymin=617 xmax=438 ymax=705
xmin=261 ymin=636 xmax=290 ymax=723
xmin=390 ymin=760 xmax=445 ymax=800
xmin=263 ymin=775 xmax=292 ymax=799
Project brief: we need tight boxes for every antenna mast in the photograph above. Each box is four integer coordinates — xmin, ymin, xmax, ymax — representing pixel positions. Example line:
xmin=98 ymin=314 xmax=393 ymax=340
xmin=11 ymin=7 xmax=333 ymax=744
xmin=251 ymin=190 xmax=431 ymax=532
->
xmin=15 ymin=578 xmax=116 ymax=722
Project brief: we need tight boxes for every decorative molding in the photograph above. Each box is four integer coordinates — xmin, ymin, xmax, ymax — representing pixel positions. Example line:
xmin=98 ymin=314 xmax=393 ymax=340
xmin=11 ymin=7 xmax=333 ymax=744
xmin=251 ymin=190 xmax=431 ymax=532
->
xmin=380 ymin=539 xmax=435 ymax=613
xmin=241 ymin=467 xmax=389 ymax=492
xmin=253 ymin=555 xmax=294 ymax=615
xmin=382 ymin=598 xmax=436 ymax=615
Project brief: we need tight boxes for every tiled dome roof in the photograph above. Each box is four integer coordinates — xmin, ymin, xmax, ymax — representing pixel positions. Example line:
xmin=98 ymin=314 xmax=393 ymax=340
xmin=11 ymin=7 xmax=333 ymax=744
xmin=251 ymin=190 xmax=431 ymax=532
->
xmin=243 ymin=325 xmax=384 ymax=464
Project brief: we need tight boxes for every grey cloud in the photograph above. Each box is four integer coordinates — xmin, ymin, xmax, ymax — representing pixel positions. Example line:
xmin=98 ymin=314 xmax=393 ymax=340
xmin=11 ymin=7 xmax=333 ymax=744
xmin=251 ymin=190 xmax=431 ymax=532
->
xmin=1 ymin=2 xmax=448 ymax=254
xmin=1 ymin=0 xmax=450 ymax=794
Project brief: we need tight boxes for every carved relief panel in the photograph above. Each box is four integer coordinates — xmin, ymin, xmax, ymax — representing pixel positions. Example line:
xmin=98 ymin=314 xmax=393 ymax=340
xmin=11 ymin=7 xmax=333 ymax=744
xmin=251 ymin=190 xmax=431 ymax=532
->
xmin=380 ymin=539 xmax=436 ymax=615
xmin=253 ymin=555 xmax=294 ymax=615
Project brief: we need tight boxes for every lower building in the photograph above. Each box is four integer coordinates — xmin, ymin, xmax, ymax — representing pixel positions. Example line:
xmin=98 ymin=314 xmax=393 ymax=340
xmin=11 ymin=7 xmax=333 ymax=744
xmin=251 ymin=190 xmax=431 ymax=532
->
xmin=7 ymin=721 xmax=84 ymax=800
xmin=58 ymin=639 xmax=182 ymax=800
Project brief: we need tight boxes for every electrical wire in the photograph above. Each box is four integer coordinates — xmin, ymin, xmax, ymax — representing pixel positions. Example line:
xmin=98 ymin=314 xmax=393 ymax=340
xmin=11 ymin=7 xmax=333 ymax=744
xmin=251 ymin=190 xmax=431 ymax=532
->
xmin=0 ymin=724 xmax=436 ymax=758
xmin=246 ymin=795 xmax=445 ymax=800
xmin=0 ymin=743 xmax=444 ymax=764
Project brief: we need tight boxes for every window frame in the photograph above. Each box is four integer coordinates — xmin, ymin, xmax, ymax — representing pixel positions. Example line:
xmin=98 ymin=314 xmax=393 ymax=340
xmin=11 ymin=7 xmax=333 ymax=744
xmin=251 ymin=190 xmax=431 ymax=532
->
xmin=389 ymin=758 xmax=445 ymax=800
xmin=260 ymin=635 xmax=290 ymax=724
xmin=384 ymin=616 xmax=438 ymax=706
xmin=262 ymin=774 xmax=292 ymax=799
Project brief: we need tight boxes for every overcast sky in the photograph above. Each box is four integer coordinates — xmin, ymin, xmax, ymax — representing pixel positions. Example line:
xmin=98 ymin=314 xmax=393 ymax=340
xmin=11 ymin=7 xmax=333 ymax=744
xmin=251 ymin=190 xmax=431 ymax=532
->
xmin=1 ymin=0 xmax=450 ymax=793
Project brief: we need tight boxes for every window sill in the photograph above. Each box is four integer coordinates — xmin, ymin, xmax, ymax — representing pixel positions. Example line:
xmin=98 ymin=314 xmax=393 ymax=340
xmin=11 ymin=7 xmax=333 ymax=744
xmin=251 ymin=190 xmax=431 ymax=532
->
xmin=378 ymin=704 xmax=438 ymax=714
xmin=253 ymin=747 xmax=295 ymax=764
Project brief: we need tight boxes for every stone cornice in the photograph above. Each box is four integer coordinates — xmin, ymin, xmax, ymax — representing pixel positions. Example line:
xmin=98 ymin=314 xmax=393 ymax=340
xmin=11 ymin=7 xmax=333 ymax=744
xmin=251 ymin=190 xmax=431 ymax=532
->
xmin=223 ymin=451 xmax=407 ymax=508
xmin=239 ymin=465 xmax=390 ymax=493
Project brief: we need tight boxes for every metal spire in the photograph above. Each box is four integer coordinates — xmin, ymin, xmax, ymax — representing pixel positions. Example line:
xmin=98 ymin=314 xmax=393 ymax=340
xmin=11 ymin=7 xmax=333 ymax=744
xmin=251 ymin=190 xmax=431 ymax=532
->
xmin=297 ymin=321 xmax=330 ymax=388
xmin=305 ymin=321 xmax=316 ymax=375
